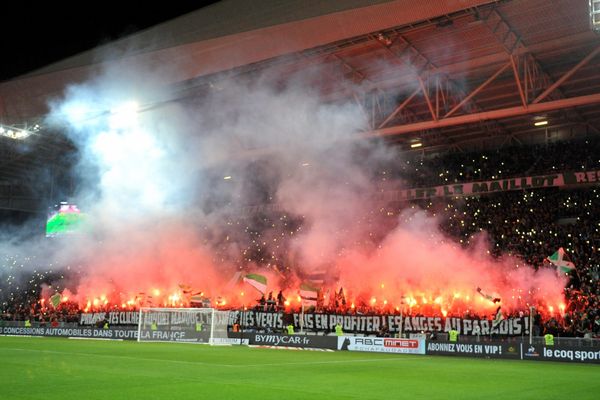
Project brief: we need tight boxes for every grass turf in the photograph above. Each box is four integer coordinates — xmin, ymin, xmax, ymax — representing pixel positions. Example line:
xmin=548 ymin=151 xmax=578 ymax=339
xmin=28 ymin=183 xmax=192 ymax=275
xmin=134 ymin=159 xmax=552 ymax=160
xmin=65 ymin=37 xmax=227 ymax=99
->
xmin=1 ymin=336 xmax=598 ymax=400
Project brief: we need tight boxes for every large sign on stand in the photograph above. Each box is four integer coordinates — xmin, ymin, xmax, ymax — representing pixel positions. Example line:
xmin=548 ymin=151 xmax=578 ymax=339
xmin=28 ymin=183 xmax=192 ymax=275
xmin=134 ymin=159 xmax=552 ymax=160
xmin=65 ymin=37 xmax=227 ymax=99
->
xmin=224 ymin=310 xmax=530 ymax=337
xmin=0 ymin=325 xmax=249 ymax=345
xmin=425 ymin=341 xmax=521 ymax=359
xmin=338 ymin=336 xmax=426 ymax=354
xmin=0 ymin=326 xmax=139 ymax=340
xmin=247 ymin=333 xmax=338 ymax=350
xmin=523 ymin=344 xmax=600 ymax=364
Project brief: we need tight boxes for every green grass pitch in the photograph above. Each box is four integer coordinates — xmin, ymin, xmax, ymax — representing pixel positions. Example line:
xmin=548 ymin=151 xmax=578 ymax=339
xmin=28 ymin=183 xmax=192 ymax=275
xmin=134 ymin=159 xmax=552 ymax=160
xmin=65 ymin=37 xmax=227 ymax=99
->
xmin=1 ymin=336 xmax=598 ymax=400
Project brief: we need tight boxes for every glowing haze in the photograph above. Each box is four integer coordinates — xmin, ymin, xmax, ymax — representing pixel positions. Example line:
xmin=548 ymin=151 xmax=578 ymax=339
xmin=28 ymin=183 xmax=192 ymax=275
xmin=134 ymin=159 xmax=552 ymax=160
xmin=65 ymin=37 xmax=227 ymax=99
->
xmin=17 ymin=56 xmax=565 ymax=317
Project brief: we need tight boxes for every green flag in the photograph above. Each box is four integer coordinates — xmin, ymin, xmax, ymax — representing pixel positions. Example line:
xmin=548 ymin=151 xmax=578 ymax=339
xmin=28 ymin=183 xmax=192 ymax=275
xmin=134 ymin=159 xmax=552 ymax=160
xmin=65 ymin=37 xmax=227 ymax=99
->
xmin=50 ymin=293 xmax=61 ymax=308
xmin=547 ymin=247 xmax=575 ymax=273
xmin=243 ymin=273 xmax=267 ymax=294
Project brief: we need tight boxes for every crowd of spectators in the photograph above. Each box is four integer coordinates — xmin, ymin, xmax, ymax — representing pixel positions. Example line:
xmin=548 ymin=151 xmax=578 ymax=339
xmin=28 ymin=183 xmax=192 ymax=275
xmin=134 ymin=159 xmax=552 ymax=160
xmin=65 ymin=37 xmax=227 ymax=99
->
xmin=390 ymin=137 xmax=600 ymax=188
xmin=1 ymin=297 xmax=81 ymax=325
xmin=1 ymin=136 xmax=599 ymax=338
xmin=423 ymin=187 xmax=599 ymax=338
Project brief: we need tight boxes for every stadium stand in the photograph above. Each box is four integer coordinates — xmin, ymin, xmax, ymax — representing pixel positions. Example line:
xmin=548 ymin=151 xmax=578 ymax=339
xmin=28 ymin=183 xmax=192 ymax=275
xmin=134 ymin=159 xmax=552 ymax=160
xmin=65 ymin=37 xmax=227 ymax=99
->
xmin=2 ymin=136 xmax=598 ymax=339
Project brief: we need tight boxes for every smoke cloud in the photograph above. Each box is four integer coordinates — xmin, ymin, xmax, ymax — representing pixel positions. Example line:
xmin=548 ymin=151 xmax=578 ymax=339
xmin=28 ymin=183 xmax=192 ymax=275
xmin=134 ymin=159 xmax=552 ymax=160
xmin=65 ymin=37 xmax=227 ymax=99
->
xmin=1 ymin=39 xmax=566 ymax=316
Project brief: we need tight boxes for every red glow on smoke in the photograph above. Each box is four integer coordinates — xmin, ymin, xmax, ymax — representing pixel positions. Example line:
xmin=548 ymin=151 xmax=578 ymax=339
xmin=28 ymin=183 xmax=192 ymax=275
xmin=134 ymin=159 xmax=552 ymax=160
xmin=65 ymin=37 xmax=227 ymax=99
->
xmin=42 ymin=211 xmax=566 ymax=318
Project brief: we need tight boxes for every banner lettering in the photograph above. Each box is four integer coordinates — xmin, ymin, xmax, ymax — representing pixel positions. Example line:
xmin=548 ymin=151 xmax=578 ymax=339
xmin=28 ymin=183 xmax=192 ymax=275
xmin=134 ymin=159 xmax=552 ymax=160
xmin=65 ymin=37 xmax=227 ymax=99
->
xmin=223 ymin=311 xmax=529 ymax=337
xmin=523 ymin=344 xmax=600 ymax=363
xmin=242 ymin=169 xmax=600 ymax=214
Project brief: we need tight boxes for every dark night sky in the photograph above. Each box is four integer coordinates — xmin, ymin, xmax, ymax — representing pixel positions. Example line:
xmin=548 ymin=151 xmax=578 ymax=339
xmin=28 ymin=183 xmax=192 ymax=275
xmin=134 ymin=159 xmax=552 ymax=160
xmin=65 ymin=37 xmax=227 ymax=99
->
xmin=0 ymin=1 xmax=219 ymax=82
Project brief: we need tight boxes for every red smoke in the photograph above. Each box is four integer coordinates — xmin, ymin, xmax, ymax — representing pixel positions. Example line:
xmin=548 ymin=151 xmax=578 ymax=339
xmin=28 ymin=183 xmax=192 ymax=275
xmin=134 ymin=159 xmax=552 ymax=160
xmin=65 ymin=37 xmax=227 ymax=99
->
xmin=50 ymin=210 xmax=565 ymax=319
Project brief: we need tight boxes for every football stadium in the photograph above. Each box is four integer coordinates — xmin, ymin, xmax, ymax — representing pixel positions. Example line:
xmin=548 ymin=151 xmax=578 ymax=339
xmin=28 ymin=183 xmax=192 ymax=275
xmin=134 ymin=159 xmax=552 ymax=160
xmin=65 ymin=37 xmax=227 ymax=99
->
xmin=1 ymin=1 xmax=599 ymax=399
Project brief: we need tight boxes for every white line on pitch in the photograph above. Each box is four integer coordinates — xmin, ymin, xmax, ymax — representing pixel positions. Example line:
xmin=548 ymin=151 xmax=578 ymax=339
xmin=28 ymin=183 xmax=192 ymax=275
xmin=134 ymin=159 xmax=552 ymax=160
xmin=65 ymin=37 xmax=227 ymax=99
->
xmin=238 ymin=356 xmax=424 ymax=367
xmin=4 ymin=347 xmax=424 ymax=367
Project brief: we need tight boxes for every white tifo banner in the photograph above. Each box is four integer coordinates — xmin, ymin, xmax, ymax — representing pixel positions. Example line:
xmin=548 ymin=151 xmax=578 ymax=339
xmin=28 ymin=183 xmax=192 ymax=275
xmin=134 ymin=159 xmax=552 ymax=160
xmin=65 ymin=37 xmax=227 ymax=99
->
xmin=337 ymin=336 xmax=425 ymax=354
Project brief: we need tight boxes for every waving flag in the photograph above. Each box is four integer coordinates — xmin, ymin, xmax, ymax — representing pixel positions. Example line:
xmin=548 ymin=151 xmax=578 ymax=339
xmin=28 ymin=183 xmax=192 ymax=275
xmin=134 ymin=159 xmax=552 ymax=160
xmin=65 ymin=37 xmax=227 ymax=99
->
xmin=50 ymin=293 xmax=61 ymax=308
xmin=190 ymin=291 xmax=204 ymax=303
xmin=476 ymin=287 xmax=501 ymax=304
xmin=243 ymin=273 xmax=267 ymax=294
xmin=492 ymin=306 xmax=503 ymax=328
xmin=299 ymin=282 xmax=319 ymax=306
xmin=178 ymin=283 xmax=193 ymax=294
xmin=546 ymin=247 xmax=576 ymax=273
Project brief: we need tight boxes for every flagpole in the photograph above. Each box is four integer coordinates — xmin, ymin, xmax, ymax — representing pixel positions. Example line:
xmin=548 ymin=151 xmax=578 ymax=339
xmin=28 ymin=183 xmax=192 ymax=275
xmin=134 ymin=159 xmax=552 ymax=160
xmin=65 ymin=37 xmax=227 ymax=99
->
xmin=300 ymin=302 xmax=305 ymax=334
xmin=529 ymin=306 xmax=534 ymax=345
xmin=399 ymin=305 xmax=403 ymax=338
xmin=240 ymin=306 xmax=245 ymax=346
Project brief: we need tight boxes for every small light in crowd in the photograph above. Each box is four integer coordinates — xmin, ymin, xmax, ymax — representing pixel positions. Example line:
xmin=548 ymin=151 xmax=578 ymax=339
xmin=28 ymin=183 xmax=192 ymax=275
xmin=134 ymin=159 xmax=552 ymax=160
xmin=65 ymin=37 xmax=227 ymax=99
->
xmin=534 ymin=120 xmax=548 ymax=127
xmin=411 ymin=142 xmax=423 ymax=148
xmin=223 ymin=176 xmax=232 ymax=180
xmin=301 ymin=163 xmax=310 ymax=167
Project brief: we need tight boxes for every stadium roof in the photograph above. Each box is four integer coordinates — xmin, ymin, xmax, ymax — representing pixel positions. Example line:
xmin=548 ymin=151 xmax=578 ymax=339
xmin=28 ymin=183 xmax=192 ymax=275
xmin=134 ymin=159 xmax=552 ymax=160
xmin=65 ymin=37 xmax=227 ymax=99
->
xmin=0 ymin=0 xmax=501 ymax=119
xmin=1 ymin=0 xmax=600 ymax=197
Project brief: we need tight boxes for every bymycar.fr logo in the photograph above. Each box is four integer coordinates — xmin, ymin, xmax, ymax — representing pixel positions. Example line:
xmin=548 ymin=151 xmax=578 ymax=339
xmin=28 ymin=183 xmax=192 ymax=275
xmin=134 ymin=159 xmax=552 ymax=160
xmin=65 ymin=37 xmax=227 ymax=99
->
xmin=255 ymin=335 xmax=310 ymax=345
